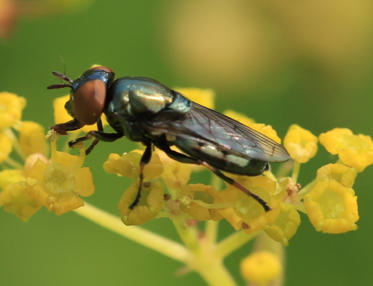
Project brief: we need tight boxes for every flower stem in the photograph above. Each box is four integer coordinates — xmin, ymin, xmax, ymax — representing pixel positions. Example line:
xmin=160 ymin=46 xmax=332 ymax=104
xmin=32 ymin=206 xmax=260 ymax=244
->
xmin=171 ymin=216 xmax=199 ymax=251
xmin=194 ymin=258 xmax=237 ymax=286
xmin=291 ymin=161 xmax=301 ymax=182
xmin=216 ymin=231 xmax=259 ymax=259
xmin=205 ymin=220 xmax=218 ymax=244
xmin=298 ymin=179 xmax=316 ymax=198
xmin=204 ymin=175 xmax=222 ymax=244
xmin=74 ymin=202 xmax=190 ymax=263
xmin=275 ymin=161 xmax=293 ymax=178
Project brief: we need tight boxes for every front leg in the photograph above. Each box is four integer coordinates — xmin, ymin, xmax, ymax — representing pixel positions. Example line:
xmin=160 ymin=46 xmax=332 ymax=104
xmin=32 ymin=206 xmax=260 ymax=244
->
xmin=51 ymin=119 xmax=83 ymax=135
xmin=85 ymin=118 xmax=103 ymax=154
xmin=69 ymin=130 xmax=123 ymax=154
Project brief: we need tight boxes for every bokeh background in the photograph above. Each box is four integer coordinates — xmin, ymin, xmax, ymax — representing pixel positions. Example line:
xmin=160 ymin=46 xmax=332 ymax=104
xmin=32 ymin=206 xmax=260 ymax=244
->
xmin=1 ymin=0 xmax=373 ymax=285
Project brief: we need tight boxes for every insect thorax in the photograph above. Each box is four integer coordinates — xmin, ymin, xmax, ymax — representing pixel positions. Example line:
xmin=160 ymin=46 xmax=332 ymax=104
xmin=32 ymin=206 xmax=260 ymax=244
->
xmin=104 ymin=77 xmax=191 ymax=142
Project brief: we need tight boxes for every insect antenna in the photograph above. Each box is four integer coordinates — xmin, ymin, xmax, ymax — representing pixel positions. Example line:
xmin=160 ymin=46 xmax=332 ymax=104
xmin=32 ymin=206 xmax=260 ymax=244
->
xmin=52 ymin=71 xmax=73 ymax=84
xmin=47 ymin=70 xmax=73 ymax=89
xmin=47 ymin=83 xmax=72 ymax=89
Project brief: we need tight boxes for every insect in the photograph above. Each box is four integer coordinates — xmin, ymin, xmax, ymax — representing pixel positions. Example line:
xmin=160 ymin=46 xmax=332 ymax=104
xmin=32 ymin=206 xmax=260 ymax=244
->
xmin=48 ymin=66 xmax=290 ymax=211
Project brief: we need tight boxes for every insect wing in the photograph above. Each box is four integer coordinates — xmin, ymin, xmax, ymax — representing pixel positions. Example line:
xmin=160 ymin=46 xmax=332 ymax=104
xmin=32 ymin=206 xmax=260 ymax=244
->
xmin=144 ymin=103 xmax=290 ymax=162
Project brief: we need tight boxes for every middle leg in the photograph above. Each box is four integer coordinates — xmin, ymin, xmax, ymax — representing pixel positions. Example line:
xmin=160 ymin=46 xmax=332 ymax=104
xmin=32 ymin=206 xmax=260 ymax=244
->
xmin=129 ymin=143 xmax=153 ymax=209
xmin=158 ymin=144 xmax=270 ymax=211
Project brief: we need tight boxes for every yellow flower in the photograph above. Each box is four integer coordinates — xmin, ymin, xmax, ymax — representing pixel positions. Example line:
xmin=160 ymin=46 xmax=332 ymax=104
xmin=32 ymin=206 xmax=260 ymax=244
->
xmin=265 ymin=203 xmax=301 ymax=245
xmin=18 ymin=121 xmax=48 ymax=157
xmin=217 ymin=174 xmax=281 ymax=233
xmin=118 ymin=180 xmax=164 ymax=225
xmin=319 ymin=128 xmax=373 ymax=172
xmin=240 ymin=251 xmax=282 ymax=284
xmin=224 ymin=110 xmax=281 ymax=143
xmin=53 ymin=95 xmax=108 ymax=133
xmin=317 ymin=163 xmax=357 ymax=188
xmin=26 ymin=140 xmax=94 ymax=215
xmin=0 ymin=180 xmax=42 ymax=221
xmin=156 ymin=149 xmax=192 ymax=189
xmin=0 ymin=92 xmax=26 ymax=129
xmin=0 ymin=169 xmax=24 ymax=189
xmin=284 ymin=124 xmax=318 ymax=163
xmin=179 ymin=184 xmax=221 ymax=221
xmin=105 ymin=149 xmax=166 ymax=225
xmin=0 ymin=169 xmax=42 ymax=221
xmin=174 ymin=88 xmax=215 ymax=109
xmin=0 ymin=131 xmax=12 ymax=163
xmin=0 ymin=169 xmax=44 ymax=221
xmin=103 ymin=150 xmax=163 ymax=180
xmin=304 ymin=178 xmax=358 ymax=233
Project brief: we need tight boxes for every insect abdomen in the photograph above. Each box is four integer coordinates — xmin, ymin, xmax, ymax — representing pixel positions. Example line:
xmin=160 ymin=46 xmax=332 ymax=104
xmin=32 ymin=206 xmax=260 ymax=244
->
xmin=174 ymin=137 xmax=268 ymax=176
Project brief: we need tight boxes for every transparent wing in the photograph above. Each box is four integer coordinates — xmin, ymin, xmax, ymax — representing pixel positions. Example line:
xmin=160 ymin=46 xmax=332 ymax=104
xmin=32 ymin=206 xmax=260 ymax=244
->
xmin=145 ymin=103 xmax=290 ymax=162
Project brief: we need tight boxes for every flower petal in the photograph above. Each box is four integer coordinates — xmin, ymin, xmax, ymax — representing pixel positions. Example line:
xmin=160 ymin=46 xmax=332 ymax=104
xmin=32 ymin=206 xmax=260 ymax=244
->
xmin=304 ymin=178 xmax=359 ymax=233
xmin=319 ymin=128 xmax=373 ymax=172
xmin=284 ymin=124 xmax=318 ymax=163
xmin=0 ymin=131 xmax=13 ymax=163
xmin=75 ymin=167 xmax=95 ymax=197
xmin=241 ymin=251 xmax=282 ymax=284
xmin=0 ymin=181 xmax=42 ymax=221
xmin=18 ymin=121 xmax=48 ymax=156
xmin=0 ymin=92 xmax=26 ymax=129
xmin=118 ymin=180 xmax=164 ymax=225
xmin=265 ymin=203 xmax=301 ymax=245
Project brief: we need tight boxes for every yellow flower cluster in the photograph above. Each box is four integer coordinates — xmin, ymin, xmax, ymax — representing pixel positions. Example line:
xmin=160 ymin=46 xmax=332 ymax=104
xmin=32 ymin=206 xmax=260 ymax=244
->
xmin=100 ymin=89 xmax=372 ymax=243
xmin=283 ymin=125 xmax=371 ymax=234
xmin=1 ymin=85 xmax=372 ymax=286
xmin=1 ymin=87 xmax=372 ymax=243
xmin=0 ymin=92 xmax=95 ymax=220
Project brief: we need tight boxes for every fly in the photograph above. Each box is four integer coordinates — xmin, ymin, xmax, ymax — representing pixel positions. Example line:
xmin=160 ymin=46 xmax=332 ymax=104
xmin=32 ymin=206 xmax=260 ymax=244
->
xmin=47 ymin=66 xmax=290 ymax=211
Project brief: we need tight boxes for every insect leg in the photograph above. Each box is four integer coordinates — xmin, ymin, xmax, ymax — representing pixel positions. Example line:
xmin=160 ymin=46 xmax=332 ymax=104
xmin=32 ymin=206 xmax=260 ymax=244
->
xmin=158 ymin=144 xmax=270 ymax=211
xmin=85 ymin=118 xmax=103 ymax=155
xmin=68 ymin=129 xmax=123 ymax=154
xmin=201 ymin=162 xmax=270 ymax=211
xmin=129 ymin=143 xmax=152 ymax=209
xmin=51 ymin=119 xmax=83 ymax=135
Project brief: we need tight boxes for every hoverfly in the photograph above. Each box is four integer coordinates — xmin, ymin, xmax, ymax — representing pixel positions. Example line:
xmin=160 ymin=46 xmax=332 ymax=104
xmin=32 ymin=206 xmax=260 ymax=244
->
xmin=48 ymin=66 xmax=290 ymax=211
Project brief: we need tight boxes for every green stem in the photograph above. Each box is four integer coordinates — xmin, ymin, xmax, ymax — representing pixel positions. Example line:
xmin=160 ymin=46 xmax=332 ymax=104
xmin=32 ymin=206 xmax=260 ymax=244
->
xmin=205 ymin=220 xmax=218 ymax=244
xmin=204 ymin=175 xmax=222 ymax=244
xmin=74 ymin=202 xmax=190 ymax=263
xmin=216 ymin=231 xmax=259 ymax=259
xmin=275 ymin=161 xmax=293 ymax=178
xmin=298 ymin=179 xmax=316 ymax=198
xmin=291 ymin=161 xmax=301 ymax=182
xmin=194 ymin=258 xmax=237 ymax=286
xmin=171 ymin=216 xmax=199 ymax=251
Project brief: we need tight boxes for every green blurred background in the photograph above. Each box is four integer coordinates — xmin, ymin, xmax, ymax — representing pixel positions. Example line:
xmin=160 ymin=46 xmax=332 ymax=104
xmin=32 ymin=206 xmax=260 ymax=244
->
xmin=1 ymin=0 xmax=373 ymax=285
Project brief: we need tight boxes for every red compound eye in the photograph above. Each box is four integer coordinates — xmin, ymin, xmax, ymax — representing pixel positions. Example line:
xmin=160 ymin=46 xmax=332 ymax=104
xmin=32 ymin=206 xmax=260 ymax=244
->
xmin=73 ymin=79 xmax=107 ymax=125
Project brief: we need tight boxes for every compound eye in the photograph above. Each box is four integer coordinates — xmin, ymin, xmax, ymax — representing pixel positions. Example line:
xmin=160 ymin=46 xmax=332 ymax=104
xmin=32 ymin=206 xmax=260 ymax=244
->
xmin=73 ymin=79 xmax=106 ymax=125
